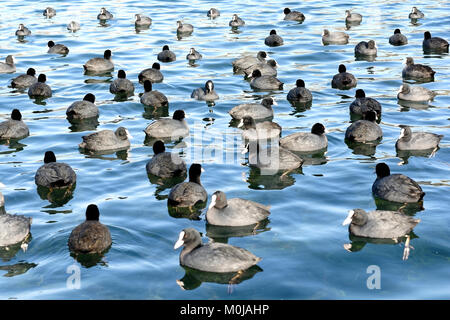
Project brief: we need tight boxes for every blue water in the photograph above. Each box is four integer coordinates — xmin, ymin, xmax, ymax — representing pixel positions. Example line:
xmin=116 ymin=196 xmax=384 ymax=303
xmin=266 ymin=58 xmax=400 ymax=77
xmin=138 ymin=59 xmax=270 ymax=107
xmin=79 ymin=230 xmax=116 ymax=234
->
xmin=0 ymin=0 xmax=449 ymax=299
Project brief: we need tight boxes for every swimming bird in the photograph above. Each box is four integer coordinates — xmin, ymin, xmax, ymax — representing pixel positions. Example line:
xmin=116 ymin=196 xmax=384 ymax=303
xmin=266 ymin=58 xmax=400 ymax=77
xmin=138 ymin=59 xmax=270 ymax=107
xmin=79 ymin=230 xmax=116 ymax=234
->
xmin=83 ymin=50 xmax=114 ymax=73
xmin=66 ymin=94 xmax=99 ymax=120
xmin=135 ymin=14 xmax=152 ymax=27
xmin=79 ymin=127 xmax=132 ymax=152
xmin=395 ymin=125 xmax=443 ymax=151
xmin=264 ymin=30 xmax=283 ymax=47
xmin=110 ymin=70 xmax=135 ymax=95
xmin=229 ymin=14 xmax=245 ymax=27
xmin=349 ymin=89 xmax=382 ymax=117
xmin=345 ymin=111 xmax=382 ymax=142
xmin=144 ymin=110 xmax=188 ymax=140
xmin=43 ymin=7 xmax=56 ymax=18
xmin=423 ymin=31 xmax=449 ymax=52
xmin=280 ymin=123 xmax=327 ymax=152
xmin=354 ymin=40 xmax=377 ymax=56
xmin=250 ymin=70 xmax=283 ymax=90
xmin=245 ymin=143 xmax=303 ymax=173
xmin=207 ymin=191 xmax=270 ymax=227
xmin=28 ymin=74 xmax=52 ymax=98
xmin=35 ymin=151 xmax=76 ymax=189
xmin=97 ymin=7 xmax=113 ymax=20
xmin=243 ymin=59 xmax=278 ymax=78
xmin=15 ymin=24 xmax=31 ymax=36
xmin=238 ymin=116 xmax=281 ymax=141
xmin=402 ymin=57 xmax=435 ymax=81
xmin=138 ymin=63 xmax=163 ymax=83
xmin=332 ymin=64 xmax=357 ymax=90
xmin=191 ymin=80 xmax=219 ymax=101
xmin=177 ymin=21 xmax=193 ymax=34
xmin=343 ymin=208 xmax=420 ymax=239
xmin=67 ymin=21 xmax=81 ymax=31
xmin=232 ymin=51 xmax=268 ymax=72
xmin=0 ymin=191 xmax=32 ymax=248
xmin=0 ymin=56 xmax=16 ymax=73
xmin=47 ymin=41 xmax=69 ymax=55
xmin=11 ymin=68 xmax=37 ymax=89
xmin=389 ymin=29 xmax=408 ymax=46
xmin=0 ymin=109 xmax=29 ymax=140
xmin=322 ymin=29 xmax=349 ymax=45
xmin=146 ymin=140 xmax=187 ymax=179
xmin=283 ymin=8 xmax=305 ymax=22
xmin=140 ymin=80 xmax=168 ymax=107
xmin=409 ymin=7 xmax=424 ymax=19
xmin=345 ymin=10 xmax=362 ymax=23
xmin=157 ymin=45 xmax=176 ymax=63
xmin=372 ymin=163 xmax=425 ymax=203
xmin=207 ymin=8 xmax=220 ymax=19
xmin=286 ymin=79 xmax=313 ymax=103
xmin=186 ymin=48 xmax=202 ymax=60
xmin=168 ymin=164 xmax=207 ymax=207
xmin=229 ymin=97 xmax=276 ymax=121
xmin=397 ymin=83 xmax=436 ymax=102
xmin=174 ymin=228 xmax=261 ymax=272
xmin=68 ymin=204 xmax=112 ymax=254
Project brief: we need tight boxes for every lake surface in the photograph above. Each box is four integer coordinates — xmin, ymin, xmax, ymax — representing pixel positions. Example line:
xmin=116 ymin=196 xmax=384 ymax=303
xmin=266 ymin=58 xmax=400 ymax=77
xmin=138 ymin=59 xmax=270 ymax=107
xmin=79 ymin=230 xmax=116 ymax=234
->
xmin=0 ymin=0 xmax=449 ymax=299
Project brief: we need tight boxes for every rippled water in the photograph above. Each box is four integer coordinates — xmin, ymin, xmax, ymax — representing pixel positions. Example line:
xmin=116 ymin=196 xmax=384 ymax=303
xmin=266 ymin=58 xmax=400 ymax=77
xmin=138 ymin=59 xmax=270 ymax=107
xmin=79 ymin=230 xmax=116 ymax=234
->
xmin=0 ymin=0 xmax=449 ymax=299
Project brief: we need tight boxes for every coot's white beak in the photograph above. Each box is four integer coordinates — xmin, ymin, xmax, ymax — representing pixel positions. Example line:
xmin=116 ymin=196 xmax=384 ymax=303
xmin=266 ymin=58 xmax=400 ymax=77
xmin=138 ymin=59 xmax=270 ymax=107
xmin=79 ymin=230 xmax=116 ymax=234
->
xmin=237 ymin=119 xmax=244 ymax=128
xmin=126 ymin=129 xmax=133 ymax=139
xmin=241 ymin=143 xmax=249 ymax=154
xmin=342 ymin=210 xmax=355 ymax=226
xmin=201 ymin=167 xmax=205 ymax=173
xmin=208 ymin=194 xmax=217 ymax=210
xmin=272 ymin=98 xmax=278 ymax=106
xmin=397 ymin=85 xmax=404 ymax=94
xmin=174 ymin=231 xmax=185 ymax=249
xmin=399 ymin=128 xmax=405 ymax=139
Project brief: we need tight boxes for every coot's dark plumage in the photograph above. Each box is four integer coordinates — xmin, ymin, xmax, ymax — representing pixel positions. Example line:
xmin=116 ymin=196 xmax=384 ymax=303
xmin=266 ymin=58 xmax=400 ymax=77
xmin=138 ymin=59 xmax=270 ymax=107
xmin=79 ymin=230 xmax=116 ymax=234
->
xmin=395 ymin=125 xmax=443 ymax=151
xmin=66 ymin=94 xmax=98 ymax=120
xmin=28 ymin=74 xmax=52 ymax=98
xmin=168 ymin=164 xmax=207 ymax=207
xmin=146 ymin=140 xmax=187 ymax=179
xmin=286 ymin=79 xmax=312 ymax=103
xmin=110 ymin=70 xmax=135 ymax=95
xmin=157 ymin=45 xmax=176 ymax=62
xmin=345 ymin=111 xmax=382 ymax=142
xmin=402 ymin=57 xmax=435 ymax=81
xmin=389 ymin=29 xmax=408 ymax=46
xmin=35 ymin=151 xmax=76 ymax=189
xmin=332 ymin=64 xmax=357 ymax=90
xmin=140 ymin=80 xmax=168 ymax=107
xmin=0 ymin=109 xmax=29 ymax=140
xmin=138 ymin=63 xmax=163 ymax=83
xmin=349 ymin=89 xmax=382 ymax=117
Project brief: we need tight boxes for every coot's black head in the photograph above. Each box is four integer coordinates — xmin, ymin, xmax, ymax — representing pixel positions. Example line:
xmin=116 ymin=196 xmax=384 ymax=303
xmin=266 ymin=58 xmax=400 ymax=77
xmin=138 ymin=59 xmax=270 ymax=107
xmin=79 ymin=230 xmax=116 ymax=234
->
xmin=44 ymin=151 xmax=56 ymax=163
xmin=11 ymin=109 xmax=22 ymax=121
xmin=153 ymin=140 xmax=165 ymax=154
xmin=205 ymin=80 xmax=214 ymax=93
xmin=115 ymin=127 xmax=131 ymax=140
xmin=362 ymin=110 xmax=377 ymax=122
xmin=311 ymin=123 xmax=325 ymax=135
xmin=270 ymin=29 xmax=277 ymax=35
xmin=424 ymin=31 xmax=431 ymax=40
xmin=394 ymin=28 xmax=401 ymax=34
xmin=38 ymin=74 xmax=47 ymax=83
xmin=338 ymin=64 xmax=346 ymax=73
xmin=152 ymin=62 xmax=160 ymax=70
xmin=144 ymin=80 xmax=152 ymax=92
xmin=375 ymin=163 xmax=390 ymax=179
xmin=188 ymin=163 xmax=203 ymax=183
xmin=257 ymin=51 xmax=267 ymax=60
xmin=173 ymin=110 xmax=185 ymax=121
xmin=296 ymin=79 xmax=305 ymax=88
xmin=284 ymin=8 xmax=291 ymax=14
xmin=104 ymin=50 xmax=112 ymax=59
xmin=162 ymin=45 xmax=169 ymax=51
xmin=251 ymin=69 xmax=262 ymax=78
xmin=83 ymin=93 xmax=95 ymax=103
xmin=27 ymin=68 xmax=36 ymax=76
xmin=47 ymin=41 xmax=55 ymax=48
xmin=355 ymin=89 xmax=365 ymax=98
xmin=86 ymin=204 xmax=100 ymax=221
xmin=118 ymin=70 xmax=126 ymax=79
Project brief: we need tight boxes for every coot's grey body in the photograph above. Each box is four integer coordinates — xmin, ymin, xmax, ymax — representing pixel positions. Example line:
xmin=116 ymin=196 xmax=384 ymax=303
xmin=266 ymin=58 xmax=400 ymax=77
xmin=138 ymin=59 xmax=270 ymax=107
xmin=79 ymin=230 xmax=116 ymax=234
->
xmin=396 ymin=126 xmax=443 ymax=151
xmin=11 ymin=70 xmax=37 ymax=89
xmin=191 ymin=81 xmax=219 ymax=101
xmin=248 ymin=145 xmax=303 ymax=172
xmin=141 ymin=87 xmax=168 ymax=107
xmin=186 ymin=48 xmax=202 ymax=60
xmin=322 ymin=29 xmax=349 ymax=45
xmin=0 ymin=56 xmax=16 ymax=73
xmin=229 ymin=14 xmax=245 ymax=27
xmin=0 ymin=193 xmax=32 ymax=247
xmin=48 ymin=42 xmax=69 ymax=55
xmin=287 ymin=80 xmax=313 ymax=102
xmin=232 ymin=51 xmax=267 ymax=72
xmin=349 ymin=94 xmax=382 ymax=117
xmin=397 ymin=84 xmax=436 ymax=102
xmin=372 ymin=163 xmax=425 ymax=203
xmin=157 ymin=47 xmax=176 ymax=63
xmin=207 ymin=8 xmax=220 ymax=18
xmin=332 ymin=65 xmax=357 ymax=90
xmin=238 ymin=117 xmax=281 ymax=141
xmin=43 ymin=7 xmax=56 ymax=18
xmin=0 ymin=115 xmax=29 ymax=140
xmin=243 ymin=60 xmax=277 ymax=78
xmin=138 ymin=65 xmax=163 ymax=83
xmin=345 ymin=10 xmax=362 ymax=23
xmin=66 ymin=95 xmax=98 ymax=120
xmin=409 ymin=7 xmax=424 ymax=19
xmin=207 ymin=191 xmax=270 ymax=227
xmin=146 ymin=153 xmax=186 ymax=179
xmin=110 ymin=72 xmax=135 ymax=95
xmin=354 ymin=41 xmax=377 ymax=56
xmin=97 ymin=8 xmax=113 ymax=20
xmin=229 ymin=97 xmax=275 ymax=120
xmin=280 ymin=124 xmax=327 ymax=152
xmin=16 ymin=24 xmax=31 ymax=36
xmin=250 ymin=74 xmax=283 ymax=91
xmin=402 ymin=57 xmax=435 ymax=81
xmin=174 ymin=228 xmax=261 ymax=273
xmin=177 ymin=21 xmax=194 ymax=34
xmin=389 ymin=29 xmax=408 ymax=46
xmin=264 ymin=31 xmax=283 ymax=47
xmin=35 ymin=162 xmax=76 ymax=188
xmin=67 ymin=21 xmax=81 ymax=31
xmin=168 ymin=164 xmax=206 ymax=207
xmin=144 ymin=111 xmax=189 ymax=140
xmin=83 ymin=50 xmax=114 ymax=73
xmin=135 ymin=14 xmax=152 ymax=26
xmin=28 ymin=75 xmax=52 ymax=98
xmin=423 ymin=32 xmax=449 ymax=52
xmin=343 ymin=209 xmax=420 ymax=239
xmin=345 ymin=118 xmax=382 ymax=142
xmin=283 ymin=8 xmax=305 ymax=22
xmin=79 ymin=127 xmax=131 ymax=152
